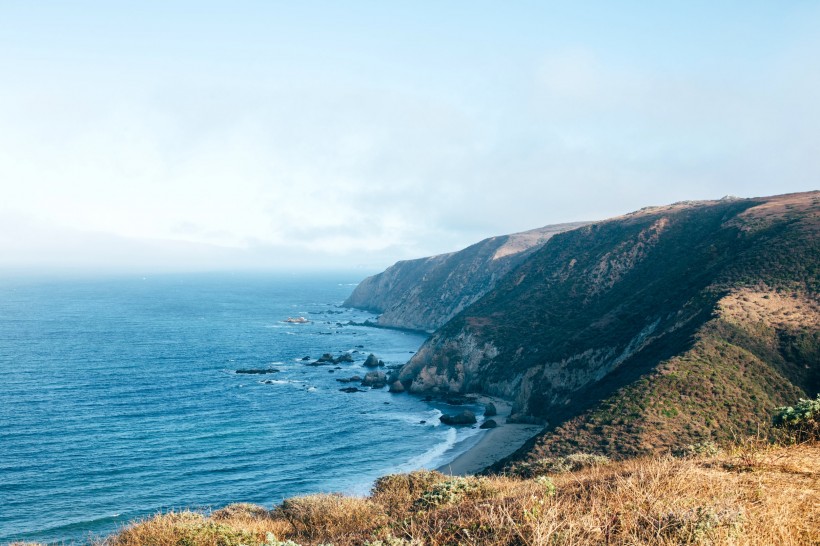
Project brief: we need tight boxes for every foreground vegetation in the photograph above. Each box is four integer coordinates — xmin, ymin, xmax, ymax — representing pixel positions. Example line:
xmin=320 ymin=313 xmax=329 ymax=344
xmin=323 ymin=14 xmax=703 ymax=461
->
xmin=16 ymin=439 xmax=815 ymax=546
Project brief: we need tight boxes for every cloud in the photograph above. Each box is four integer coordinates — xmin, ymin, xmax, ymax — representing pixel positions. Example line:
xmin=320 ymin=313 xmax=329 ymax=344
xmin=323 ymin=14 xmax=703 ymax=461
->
xmin=1 ymin=9 xmax=818 ymax=273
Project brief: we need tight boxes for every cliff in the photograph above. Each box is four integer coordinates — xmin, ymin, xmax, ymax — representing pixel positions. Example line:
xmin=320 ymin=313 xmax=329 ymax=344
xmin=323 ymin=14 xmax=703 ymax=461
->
xmin=343 ymin=222 xmax=589 ymax=332
xmin=397 ymin=191 xmax=820 ymax=458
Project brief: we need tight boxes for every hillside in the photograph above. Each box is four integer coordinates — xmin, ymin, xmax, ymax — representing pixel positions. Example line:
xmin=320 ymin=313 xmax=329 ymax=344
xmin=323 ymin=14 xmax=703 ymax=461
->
xmin=397 ymin=192 xmax=820 ymax=459
xmin=343 ymin=222 xmax=589 ymax=332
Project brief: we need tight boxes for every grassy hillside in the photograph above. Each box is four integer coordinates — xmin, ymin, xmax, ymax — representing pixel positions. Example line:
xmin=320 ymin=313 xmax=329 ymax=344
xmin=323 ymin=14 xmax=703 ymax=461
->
xmin=398 ymin=192 xmax=819 ymax=458
xmin=42 ymin=442 xmax=819 ymax=546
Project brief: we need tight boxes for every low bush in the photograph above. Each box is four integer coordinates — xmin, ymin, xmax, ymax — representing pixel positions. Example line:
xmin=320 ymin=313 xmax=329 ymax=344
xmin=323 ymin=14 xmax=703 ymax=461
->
xmin=413 ymin=476 xmax=496 ymax=510
xmin=773 ymin=395 xmax=820 ymax=442
xmin=510 ymin=452 xmax=611 ymax=478
xmin=107 ymin=511 xmax=256 ymax=546
xmin=371 ymin=470 xmax=447 ymax=515
xmin=210 ymin=503 xmax=272 ymax=522
xmin=275 ymin=493 xmax=384 ymax=542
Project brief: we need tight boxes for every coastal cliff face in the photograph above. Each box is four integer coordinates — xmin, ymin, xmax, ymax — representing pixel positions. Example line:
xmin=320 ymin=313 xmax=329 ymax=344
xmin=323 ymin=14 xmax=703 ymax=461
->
xmin=343 ymin=223 xmax=589 ymax=332
xmin=397 ymin=192 xmax=820 ymax=457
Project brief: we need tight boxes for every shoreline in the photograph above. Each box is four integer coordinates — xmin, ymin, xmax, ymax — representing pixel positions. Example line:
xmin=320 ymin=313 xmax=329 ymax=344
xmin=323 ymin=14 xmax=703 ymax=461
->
xmin=435 ymin=395 xmax=543 ymax=476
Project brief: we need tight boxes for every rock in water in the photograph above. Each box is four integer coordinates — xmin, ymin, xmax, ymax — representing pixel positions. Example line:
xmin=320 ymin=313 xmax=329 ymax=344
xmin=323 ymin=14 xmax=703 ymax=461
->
xmin=361 ymin=371 xmax=387 ymax=388
xmin=440 ymin=410 xmax=477 ymax=425
xmin=480 ymin=419 xmax=498 ymax=429
xmin=484 ymin=402 xmax=497 ymax=417
xmin=388 ymin=381 xmax=405 ymax=393
xmin=363 ymin=353 xmax=381 ymax=367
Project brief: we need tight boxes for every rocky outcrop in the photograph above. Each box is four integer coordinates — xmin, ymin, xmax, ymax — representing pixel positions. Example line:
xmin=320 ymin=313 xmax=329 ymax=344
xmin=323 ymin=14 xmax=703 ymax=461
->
xmin=363 ymin=354 xmax=383 ymax=368
xmin=362 ymin=371 xmax=388 ymax=389
xmin=395 ymin=192 xmax=820 ymax=459
xmin=343 ymin=222 xmax=589 ymax=332
xmin=439 ymin=410 xmax=477 ymax=425
xmin=310 ymin=353 xmax=353 ymax=366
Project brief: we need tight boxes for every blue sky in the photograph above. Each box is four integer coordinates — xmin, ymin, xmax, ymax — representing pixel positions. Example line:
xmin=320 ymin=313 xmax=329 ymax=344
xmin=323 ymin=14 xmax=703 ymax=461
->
xmin=1 ymin=1 xmax=818 ymax=271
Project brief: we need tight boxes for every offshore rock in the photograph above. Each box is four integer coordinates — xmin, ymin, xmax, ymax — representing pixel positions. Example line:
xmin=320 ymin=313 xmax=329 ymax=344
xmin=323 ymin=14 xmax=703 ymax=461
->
xmin=439 ymin=410 xmax=477 ymax=425
xmin=363 ymin=353 xmax=381 ymax=368
xmin=361 ymin=371 xmax=387 ymax=389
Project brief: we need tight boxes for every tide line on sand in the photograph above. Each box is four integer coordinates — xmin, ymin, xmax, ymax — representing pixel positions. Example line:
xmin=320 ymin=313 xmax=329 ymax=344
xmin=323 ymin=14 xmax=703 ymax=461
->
xmin=436 ymin=396 xmax=543 ymax=476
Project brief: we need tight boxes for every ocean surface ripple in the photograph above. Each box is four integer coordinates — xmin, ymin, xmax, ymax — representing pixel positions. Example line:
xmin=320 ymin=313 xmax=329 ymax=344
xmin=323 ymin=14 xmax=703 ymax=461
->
xmin=0 ymin=273 xmax=482 ymax=544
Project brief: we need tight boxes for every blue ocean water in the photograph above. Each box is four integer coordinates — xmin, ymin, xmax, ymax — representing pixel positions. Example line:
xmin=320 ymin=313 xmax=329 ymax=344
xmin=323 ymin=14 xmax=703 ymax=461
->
xmin=0 ymin=273 xmax=483 ymax=544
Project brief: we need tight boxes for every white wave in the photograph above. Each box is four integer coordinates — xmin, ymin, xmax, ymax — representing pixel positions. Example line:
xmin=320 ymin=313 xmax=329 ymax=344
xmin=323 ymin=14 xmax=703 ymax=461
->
xmin=391 ymin=427 xmax=461 ymax=473
xmin=258 ymin=379 xmax=305 ymax=385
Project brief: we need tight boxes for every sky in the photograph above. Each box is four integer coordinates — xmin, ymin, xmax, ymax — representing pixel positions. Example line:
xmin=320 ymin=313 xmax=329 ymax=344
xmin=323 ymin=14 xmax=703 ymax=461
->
xmin=1 ymin=1 xmax=818 ymax=273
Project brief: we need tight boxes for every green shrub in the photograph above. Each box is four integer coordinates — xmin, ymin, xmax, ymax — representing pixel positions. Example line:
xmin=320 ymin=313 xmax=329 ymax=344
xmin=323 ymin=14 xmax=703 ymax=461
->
xmin=211 ymin=503 xmax=272 ymax=521
xmin=534 ymin=476 xmax=557 ymax=496
xmin=773 ymin=396 xmax=820 ymax=442
xmin=683 ymin=441 xmax=720 ymax=457
xmin=413 ymin=477 xmax=494 ymax=510
xmin=511 ymin=453 xmax=611 ymax=478
xmin=655 ymin=506 xmax=744 ymax=543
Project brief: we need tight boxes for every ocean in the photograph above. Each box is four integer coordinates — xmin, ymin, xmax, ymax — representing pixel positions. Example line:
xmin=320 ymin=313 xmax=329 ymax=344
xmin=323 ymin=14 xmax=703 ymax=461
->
xmin=0 ymin=273 xmax=483 ymax=544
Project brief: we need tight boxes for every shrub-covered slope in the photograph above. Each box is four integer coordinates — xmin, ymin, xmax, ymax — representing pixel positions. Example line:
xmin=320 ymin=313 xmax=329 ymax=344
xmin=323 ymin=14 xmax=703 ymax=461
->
xmin=398 ymin=192 xmax=819 ymax=458
xmin=343 ymin=222 xmax=588 ymax=332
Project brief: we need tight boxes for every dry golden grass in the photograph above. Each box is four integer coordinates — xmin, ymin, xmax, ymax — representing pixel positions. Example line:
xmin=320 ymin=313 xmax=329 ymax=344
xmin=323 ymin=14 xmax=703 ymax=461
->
xmin=275 ymin=494 xmax=385 ymax=543
xmin=31 ymin=443 xmax=818 ymax=546
xmin=718 ymin=288 xmax=820 ymax=330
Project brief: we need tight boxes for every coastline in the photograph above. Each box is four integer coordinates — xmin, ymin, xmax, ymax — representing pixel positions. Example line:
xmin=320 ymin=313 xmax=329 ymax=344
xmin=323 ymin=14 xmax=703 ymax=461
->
xmin=436 ymin=396 xmax=543 ymax=476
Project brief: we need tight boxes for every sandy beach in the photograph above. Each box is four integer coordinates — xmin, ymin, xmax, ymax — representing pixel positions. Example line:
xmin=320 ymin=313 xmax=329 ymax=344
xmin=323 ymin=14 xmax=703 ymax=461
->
xmin=437 ymin=397 xmax=543 ymax=475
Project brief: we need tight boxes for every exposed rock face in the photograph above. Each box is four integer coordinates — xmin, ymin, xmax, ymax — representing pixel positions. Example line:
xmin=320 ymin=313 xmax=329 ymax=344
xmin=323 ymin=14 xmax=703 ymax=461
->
xmin=394 ymin=192 xmax=820 ymax=459
xmin=343 ymin=222 xmax=589 ymax=332
xmin=388 ymin=381 xmax=405 ymax=393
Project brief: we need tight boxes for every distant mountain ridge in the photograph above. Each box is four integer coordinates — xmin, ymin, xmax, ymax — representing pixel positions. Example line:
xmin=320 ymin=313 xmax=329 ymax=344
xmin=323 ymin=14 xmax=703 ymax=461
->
xmin=343 ymin=222 xmax=589 ymax=332
xmin=384 ymin=191 xmax=819 ymax=460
